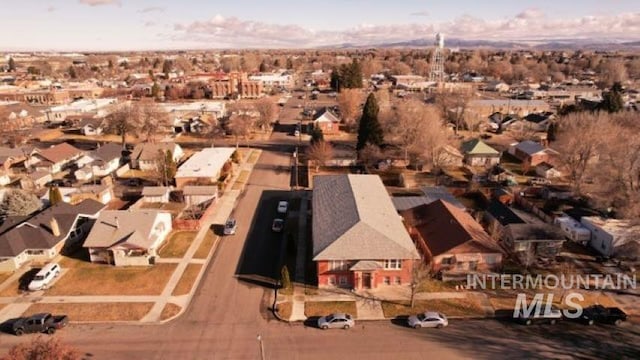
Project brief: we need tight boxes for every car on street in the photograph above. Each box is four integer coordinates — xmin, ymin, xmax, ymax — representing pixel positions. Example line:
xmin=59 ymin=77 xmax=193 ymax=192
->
xmin=223 ymin=218 xmax=237 ymax=235
xmin=293 ymin=129 xmax=300 ymax=137
xmin=28 ymin=262 xmax=61 ymax=291
xmin=407 ymin=312 xmax=448 ymax=329
xmin=12 ymin=313 xmax=68 ymax=336
xmin=317 ymin=313 xmax=355 ymax=330
xmin=579 ymin=305 xmax=627 ymax=326
xmin=517 ymin=306 xmax=563 ymax=325
xmin=272 ymin=218 xmax=284 ymax=232
xmin=277 ymin=201 xmax=289 ymax=214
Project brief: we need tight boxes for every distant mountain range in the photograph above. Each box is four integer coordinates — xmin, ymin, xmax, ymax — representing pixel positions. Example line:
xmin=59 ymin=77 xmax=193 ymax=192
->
xmin=330 ymin=38 xmax=640 ymax=51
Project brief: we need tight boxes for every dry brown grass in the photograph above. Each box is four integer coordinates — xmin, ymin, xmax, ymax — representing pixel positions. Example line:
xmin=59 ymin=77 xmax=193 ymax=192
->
xmin=0 ymin=280 xmax=22 ymax=297
xmin=160 ymin=303 xmax=182 ymax=321
xmin=46 ymin=263 xmax=177 ymax=296
xmin=381 ymin=298 xmax=486 ymax=318
xmin=23 ymin=302 xmax=153 ymax=322
xmin=247 ymin=150 xmax=261 ymax=164
xmin=194 ymin=230 xmax=216 ymax=259
xmin=305 ymin=301 xmax=357 ymax=318
xmin=277 ymin=302 xmax=292 ymax=320
xmin=0 ymin=304 xmax=6 ymax=312
xmin=159 ymin=231 xmax=197 ymax=258
xmin=232 ymin=170 xmax=251 ymax=190
xmin=0 ymin=272 xmax=12 ymax=286
xmin=172 ymin=264 xmax=203 ymax=296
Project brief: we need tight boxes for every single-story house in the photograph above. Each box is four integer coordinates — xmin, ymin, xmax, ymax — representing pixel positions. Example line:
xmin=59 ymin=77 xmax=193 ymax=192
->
xmin=78 ymin=118 xmax=105 ymax=136
xmin=521 ymin=112 xmax=554 ymax=132
xmin=535 ymin=162 xmax=562 ymax=179
xmin=400 ymin=200 xmax=503 ymax=278
xmin=580 ymin=216 xmax=640 ymax=258
xmin=312 ymin=108 xmax=340 ymax=135
xmin=83 ymin=210 xmax=173 ymax=266
xmin=141 ymin=186 xmax=171 ymax=203
xmin=392 ymin=186 xmax=466 ymax=212
xmin=483 ymin=198 xmax=526 ymax=236
xmin=313 ymin=175 xmax=420 ymax=290
xmin=74 ymin=143 xmax=123 ymax=181
xmin=461 ymin=139 xmax=501 ymax=167
xmin=130 ymin=142 xmax=184 ymax=171
xmin=41 ymin=184 xmax=114 ymax=206
xmin=26 ymin=142 xmax=84 ymax=174
xmin=182 ymin=185 xmax=218 ymax=206
xmin=0 ymin=199 xmax=106 ymax=271
xmin=0 ymin=146 xmax=32 ymax=171
xmin=25 ymin=170 xmax=52 ymax=189
xmin=508 ymin=140 xmax=559 ymax=167
xmin=502 ymin=223 xmax=566 ymax=263
xmin=174 ymin=147 xmax=235 ymax=188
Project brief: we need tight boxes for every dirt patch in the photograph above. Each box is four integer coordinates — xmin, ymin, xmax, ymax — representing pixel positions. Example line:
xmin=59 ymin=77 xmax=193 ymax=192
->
xmin=172 ymin=264 xmax=203 ymax=296
xmin=23 ymin=302 xmax=153 ymax=322
xmin=159 ymin=231 xmax=197 ymax=258
xmin=305 ymin=301 xmax=357 ymax=318
xmin=381 ymin=298 xmax=486 ymax=318
xmin=46 ymin=263 xmax=177 ymax=296
xmin=193 ymin=230 xmax=216 ymax=259
xmin=160 ymin=303 xmax=182 ymax=321
xmin=277 ymin=302 xmax=292 ymax=320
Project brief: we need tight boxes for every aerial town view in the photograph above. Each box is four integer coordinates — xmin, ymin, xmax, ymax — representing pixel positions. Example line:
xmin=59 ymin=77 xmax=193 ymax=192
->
xmin=0 ymin=1 xmax=639 ymax=359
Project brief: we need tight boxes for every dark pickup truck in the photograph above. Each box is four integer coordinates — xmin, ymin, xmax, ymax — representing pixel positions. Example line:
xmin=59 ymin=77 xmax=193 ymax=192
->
xmin=580 ymin=305 xmax=627 ymax=326
xmin=12 ymin=313 xmax=68 ymax=336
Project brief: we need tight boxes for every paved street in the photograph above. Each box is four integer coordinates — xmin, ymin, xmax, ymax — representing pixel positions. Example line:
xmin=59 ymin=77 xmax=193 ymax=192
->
xmin=1 ymin=133 xmax=640 ymax=359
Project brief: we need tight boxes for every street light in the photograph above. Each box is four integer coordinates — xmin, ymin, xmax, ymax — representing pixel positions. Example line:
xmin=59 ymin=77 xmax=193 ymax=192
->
xmin=257 ymin=334 xmax=265 ymax=360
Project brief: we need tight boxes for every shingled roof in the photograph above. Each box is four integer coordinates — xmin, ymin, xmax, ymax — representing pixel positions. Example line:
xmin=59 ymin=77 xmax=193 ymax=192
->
xmin=36 ymin=143 xmax=83 ymax=164
xmin=312 ymin=175 xmax=419 ymax=261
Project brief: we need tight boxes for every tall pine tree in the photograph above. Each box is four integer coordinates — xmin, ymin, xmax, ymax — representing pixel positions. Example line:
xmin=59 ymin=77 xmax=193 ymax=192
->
xmin=357 ymin=93 xmax=383 ymax=151
xmin=48 ymin=186 xmax=63 ymax=206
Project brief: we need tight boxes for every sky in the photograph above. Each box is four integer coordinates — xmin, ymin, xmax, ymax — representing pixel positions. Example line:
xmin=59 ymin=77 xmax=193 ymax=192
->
xmin=1 ymin=0 xmax=639 ymax=51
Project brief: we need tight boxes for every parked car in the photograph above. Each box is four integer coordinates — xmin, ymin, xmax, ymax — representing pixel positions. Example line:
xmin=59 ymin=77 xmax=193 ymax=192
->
xmin=407 ymin=312 xmax=448 ymax=329
xmin=317 ymin=313 xmax=355 ymax=330
xmin=517 ymin=307 xmax=562 ymax=325
xmin=579 ymin=305 xmax=627 ymax=326
xmin=223 ymin=218 xmax=237 ymax=235
xmin=277 ymin=201 xmax=289 ymax=214
xmin=527 ymin=177 xmax=550 ymax=186
xmin=12 ymin=313 xmax=68 ymax=336
xmin=293 ymin=130 xmax=300 ymax=137
xmin=272 ymin=218 xmax=284 ymax=232
xmin=28 ymin=263 xmax=61 ymax=291
xmin=126 ymin=178 xmax=143 ymax=187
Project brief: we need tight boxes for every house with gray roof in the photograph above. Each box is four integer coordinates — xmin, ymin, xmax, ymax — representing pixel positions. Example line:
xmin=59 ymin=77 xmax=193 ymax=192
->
xmin=0 ymin=199 xmax=106 ymax=272
xmin=74 ymin=143 xmax=123 ymax=181
xmin=508 ymin=140 xmax=559 ymax=167
xmin=392 ymin=186 xmax=466 ymax=212
xmin=312 ymin=174 xmax=419 ymax=290
xmin=83 ymin=210 xmax=172 ymax=266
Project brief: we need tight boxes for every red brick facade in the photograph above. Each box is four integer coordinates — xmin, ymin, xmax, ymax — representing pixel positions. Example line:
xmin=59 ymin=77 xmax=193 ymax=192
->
xmin=316 ymin=259 xmax=414 ymax=289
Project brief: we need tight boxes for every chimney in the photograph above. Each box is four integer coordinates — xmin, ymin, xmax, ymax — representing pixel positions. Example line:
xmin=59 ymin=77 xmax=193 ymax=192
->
xmin=50 ymin=217 xmax=60 ymax=237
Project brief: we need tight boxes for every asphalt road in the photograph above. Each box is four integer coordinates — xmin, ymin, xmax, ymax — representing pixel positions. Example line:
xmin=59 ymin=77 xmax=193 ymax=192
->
xmin=1 ymin=130 xmax=640 ymax=359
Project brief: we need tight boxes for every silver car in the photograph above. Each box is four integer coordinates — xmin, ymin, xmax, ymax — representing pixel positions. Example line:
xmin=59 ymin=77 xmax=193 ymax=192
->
xmin=317 ymin=313 xmax=355 ymax=330
xmin=407 ymin=312 xmax=448 ymax=329
xmin=223 ymin=219 xmax=237 ymax=235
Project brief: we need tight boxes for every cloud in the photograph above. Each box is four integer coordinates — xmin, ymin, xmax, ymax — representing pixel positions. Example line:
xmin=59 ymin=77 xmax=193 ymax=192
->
xmin=144 ymin=21 xmax=156 ymax=27
xmin=171 ymin=11 xmax=640 ymax=48
xmin=410 ymin=11 xmax=429 ymax=17
xmin=139 ymin=6 xmax=164 ymax=13
xmin=79 ymin=0 xmax=121 ymax=6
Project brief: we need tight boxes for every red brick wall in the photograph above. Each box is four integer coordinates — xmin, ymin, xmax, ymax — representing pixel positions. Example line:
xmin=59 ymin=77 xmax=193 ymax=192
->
xmin=528 ymin=153 xmax=549 ymax=167
xmin=316 ymin=259 xmax=415 ymax=289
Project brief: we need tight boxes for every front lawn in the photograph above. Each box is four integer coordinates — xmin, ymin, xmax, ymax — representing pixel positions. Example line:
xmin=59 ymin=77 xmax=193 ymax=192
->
xmin=46 ymin=263 xmax=177 ymax=296
xmin=172 ymin=264 xmax=202 ymax=296
xmin=159 ymin=231 xmax=197 ymax=258
xmin=305 ymin=301 xmax=357 ymax=317
xmin=24 ymin=302 xmax=153 ymax=322
xmin=193 ymin=230 xmax=217 ymax=259
xmin=381 ymin=298 xmax=486 ymax=318
xmin=277 ymin=302 xmax=292 ymax=320
xmin=160 ymin=303 xmax=182 ymax=321
xmin=247 ymin=150 xmax=261 ymax=164
xmin=0 ymin=272 xmax=12 ymax=286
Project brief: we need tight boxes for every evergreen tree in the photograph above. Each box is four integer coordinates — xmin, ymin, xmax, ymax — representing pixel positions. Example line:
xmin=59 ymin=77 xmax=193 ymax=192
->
xmin=330 ymin=66 xmax=341 ymax=91
xmin=357 ymin=93 xmax=383 ymax=151
xmin=547 ymin=122 xmax=557 ymax=143
xmin=310 ymin=126 xmax=324 ymax=144
xmin=286 ymin=57 xmax=293 ymax=70
xmin=259 ymin=61 xmax=268 ymax=72
xmin=8 ymin=57 xmax=16 ymax=72
xmin=162 ymin=59 xmax=172 ymax=77
xmin=273 ymin=59 xmax=280 ymax=68
xmin=600 ymin=83 xmax=624 ymax=113
xmin=280 ymin=265 xmax=291 ymax=291
xmin=151 ymin=82 xmax=160 ymax=98
xmin=68 ymin=66 xmax=77 ymax=79
xmin=48 ymin=186 xmax=63 ymax=206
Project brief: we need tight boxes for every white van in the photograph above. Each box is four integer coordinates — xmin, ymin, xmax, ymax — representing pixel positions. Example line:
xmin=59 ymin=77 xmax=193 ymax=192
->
xmin=28 ymin=263 xmax=61 ymax=291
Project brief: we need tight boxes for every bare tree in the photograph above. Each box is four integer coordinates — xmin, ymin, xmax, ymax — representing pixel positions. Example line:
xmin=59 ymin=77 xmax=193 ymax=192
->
xmin=435 ymin=89 xmax=472 ymax=135
xmin=105 ymin=103 xmax=142 ymax=147
xmin=337 ymin=89 xmax=363 ymax=128
xmin=0 ymin=189 xmax=41 ymax=217
xmin=358 ymin=143 xmax=383 ymax=168
xmin=384 ymin=99 xmax=431 ymax=163
xmin=597 ymin=59 xmax=628 ymax=89
xmin=307 ymin=141 xmax=334 ymax=171
xmin=390 ymin=62 xmax=412 ymax=75
xmin=254 ymin=97 xmax=277 ymax=131
xmin=410 ymin=260 xmax=432 ymax=308
xmin=228 ymin=114 xmax=253 ymax=148
xmin=138 ymin=101 xmax=171 ymax=142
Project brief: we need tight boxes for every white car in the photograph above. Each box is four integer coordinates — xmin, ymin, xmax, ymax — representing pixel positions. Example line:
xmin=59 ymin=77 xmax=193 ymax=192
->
xmin=28 ymin=263 xmax=61 ymax=291
xmin=317 ymin=313 xmax=355 ymax=330
xmin=277 ymin=201 xmax=288 ymax=214
xmin=407 ymin=312 xmax=448 ymax=329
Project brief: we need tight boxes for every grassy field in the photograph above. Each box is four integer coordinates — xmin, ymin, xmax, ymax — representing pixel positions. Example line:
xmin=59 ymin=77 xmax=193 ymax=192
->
xmin=159 ymin=231 xmax=197 ymax=258
xmin=160 ymin=303 xmax=182 ymax=321
xmin=46 ymin=262 xmax=177 ymax=296
xmin=277 ymin=302 xmax=292 ymax=320
xmin=172 ymin=264 xmax=203 ymax=296
xmin=23 ymin=302 xmax=153 ymax=322
xmin=305 ymin=301 xmax=357 ymax=318
xmin=193 ymin=230 xmax=216 ymax=259
xmin=0 ymin=272 xmax=12 ymax=286
xmin=417 ymin=278 xmax=457 ymax=293
xmin=381 ymin=298 xmax=486 ymax=318
xmin=231 ymin=170 xmax=251 ymax=190
xmin=247 ymin=150 xmax=261 ymax=164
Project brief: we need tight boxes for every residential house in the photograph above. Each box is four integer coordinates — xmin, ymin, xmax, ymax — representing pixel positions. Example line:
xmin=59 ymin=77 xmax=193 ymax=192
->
xmin=141 ymin=187 xmax=171 ymax=203
xmin=521 ymin=113 xmax=554 ymax=132
xmin=469 ymin=99 xmax=550 ymax=118
xmin=312 ymin=108 xmax=340 ymax=135
xmin=508 ymin=140 xmax=558 ymax=167
xmin=41 ymin=184 xmax=114 ymax=206
xmin=535 ymin=162 xmax=562 ymax=179
xmin=502 ymin=224 xmax=566 ymax=263
xmin=24 ymin=170 xmax=52 ymax=189
xmin=0 ymin=146 xmax=32 ymax=172
xmin=0 ymin=199 xmax=106 ymax=272
xmin=74 ymin=143 xmax=122 ymax=181
xmin=83 ymin=210 xmax=173 ymax=266
xmin=461 ymin=139 xmax=501 ymax=167
xmin=485 ymin=81 xmax=510 ymax=92
xmin=554 ymin=215 xmax=591 ymax=244
xmin=175 ymin=147 xmax=235 ymax=188
xmin=392 ymin=186 xmax=466 ymax=212
xmin=27 ymin=143 xmax=84 ymax=174
xmin=580 ymin=217 xmax=640 ymax=258
xmin=313 ymin=175 xmax=420 ymax=289
xmin=78 ymin=118 xmax=105 ymax=136
xmin=483 ymin=198 xmax=527 ymax=237
xmin=182 ymin=186 xmax=218 ymax=206
xmin=541 ymin=185 xmax=573 ymax=200
xmin=400 ymin=200 xmax=503 ymax=278
xmin=130 ymin=142 xmax=184 ymax=171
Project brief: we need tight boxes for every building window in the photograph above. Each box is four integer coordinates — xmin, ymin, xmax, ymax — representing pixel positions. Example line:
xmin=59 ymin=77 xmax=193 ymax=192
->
xmin=329 ymin=260 xmax=349 ymax=271
xmin=26 ymin=250 xmax=45 ymax=256
xmin=339 ymin=276 xmax=348 ymax=286
xmin=383 ymin=277 xmax=390 ymax=285
xmin=394 ymin=276 xmax=401 ymax=285
xmin=384 ymin=259 xmax=402 ymax=270
xmin=328 ymin=276 xmax=336 ymax=286
xmin=441 ymin=256 xmax=455 ymax=265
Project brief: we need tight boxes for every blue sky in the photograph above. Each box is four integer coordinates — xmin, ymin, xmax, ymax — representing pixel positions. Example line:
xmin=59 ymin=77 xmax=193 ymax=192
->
xmin=2 ymin=0 xmax=639 ymax=50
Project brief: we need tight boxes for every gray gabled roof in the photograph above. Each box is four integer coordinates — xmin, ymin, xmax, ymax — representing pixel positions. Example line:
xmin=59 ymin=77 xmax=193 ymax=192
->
xmin=83 ymin=210 xmax=166 ymax=250
xmin=91 ymin=143 xmax=122 ymax=163
xmin=514 ymin=140 xmax=545 ymax=156
xmin=312 ymin=175 xmax=419 ymax=261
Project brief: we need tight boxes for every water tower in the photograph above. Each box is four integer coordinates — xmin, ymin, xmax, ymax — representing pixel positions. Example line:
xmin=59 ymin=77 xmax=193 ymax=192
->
xmin=429 ymin=33 xmax=445 ymax=83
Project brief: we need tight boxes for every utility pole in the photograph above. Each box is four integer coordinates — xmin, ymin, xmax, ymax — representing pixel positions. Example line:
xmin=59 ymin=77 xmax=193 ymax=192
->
xmin=257 ymin=334 xmax=265 ymax=360
xmin=293 ymin=147 xmax=299 ymax=190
